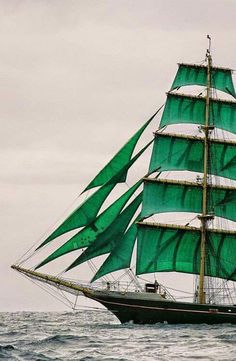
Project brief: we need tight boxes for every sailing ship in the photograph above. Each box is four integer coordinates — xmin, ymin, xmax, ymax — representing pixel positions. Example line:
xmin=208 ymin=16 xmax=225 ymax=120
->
xmin=12 ymin=39 xmax=236 ymax=324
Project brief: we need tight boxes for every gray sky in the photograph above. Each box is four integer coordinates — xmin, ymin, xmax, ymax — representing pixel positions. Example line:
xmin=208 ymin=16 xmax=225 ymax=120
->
xmin=1 ymin=0 xmax=236 ymax=311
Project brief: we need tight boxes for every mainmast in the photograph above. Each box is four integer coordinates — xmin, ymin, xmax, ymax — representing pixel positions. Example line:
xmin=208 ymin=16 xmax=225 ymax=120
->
xmin=198 ymin=36 xmax=214 ymax=304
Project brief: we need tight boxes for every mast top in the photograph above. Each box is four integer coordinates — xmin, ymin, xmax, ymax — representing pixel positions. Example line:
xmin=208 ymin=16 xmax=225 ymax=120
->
xmin=206 ymin=34 xmax=212 ymax=59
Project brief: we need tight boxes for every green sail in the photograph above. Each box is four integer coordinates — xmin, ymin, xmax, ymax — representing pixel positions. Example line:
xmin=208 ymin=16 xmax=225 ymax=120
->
xmin=38 ymin=184 xmax=115 ymax=249
xmin=66 ymin=192 xmax=142 ymax=271
xmin=207 ymin=232 xmax=236 ymax=282
xmin=171 ymin=63 xmax=236 ymax=97
xmin=149 ymin=134 xmax=236 ymax=180
xmin=136 ymin=223 xmax=236 ymax=281
xmin=83 ymin=108 xmax=161 ymax=192
xmin=141 ymin=180 xmax=236 ymax=222
xmin=37 ymin=140 xmax=153 ymax=249
xmin=160 ymin=94 xmax=236 ymax=135
xmin=92 ymin=221 xmax=138 ymax=282
xmin=35 ymin=179 xmax=142 ymax=269
xmin=142 ymin=180 xmax=201 ymax=216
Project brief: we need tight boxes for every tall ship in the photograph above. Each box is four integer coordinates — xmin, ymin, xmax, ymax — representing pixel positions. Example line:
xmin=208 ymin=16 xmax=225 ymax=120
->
xmin=12 ymin=39 xmax=236 ymax=324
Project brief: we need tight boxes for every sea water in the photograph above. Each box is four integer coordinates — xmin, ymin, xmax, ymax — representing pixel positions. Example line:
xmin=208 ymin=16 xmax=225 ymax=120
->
xmin=0 ymin=311 xmax=235 ymax=360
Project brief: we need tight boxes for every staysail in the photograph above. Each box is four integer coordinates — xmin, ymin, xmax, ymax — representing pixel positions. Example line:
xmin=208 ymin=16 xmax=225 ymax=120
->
xmin=38 ymin=139 xmax=153 ymax=249
xmin=82 ymin=107 xmax=162 ymax=192
xmin=35 ymin=179 xmax=142 ymax=269
xmin=91 ymin=220 xmax=139 ymax=282
xmin=66 ymin=192 xmax=142 ymax=271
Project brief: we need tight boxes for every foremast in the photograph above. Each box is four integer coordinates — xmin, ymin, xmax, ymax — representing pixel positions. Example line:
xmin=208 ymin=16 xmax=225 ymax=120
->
xmin=198 ymin=38 xmax=213 ymax=304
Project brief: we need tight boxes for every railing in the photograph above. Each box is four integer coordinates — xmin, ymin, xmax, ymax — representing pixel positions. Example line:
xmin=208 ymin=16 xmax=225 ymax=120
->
xmin=62 ymin=277 xmax=176 ymax=301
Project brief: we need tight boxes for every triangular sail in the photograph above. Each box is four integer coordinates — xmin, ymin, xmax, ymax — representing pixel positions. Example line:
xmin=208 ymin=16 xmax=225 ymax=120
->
xmin=92 ymin=220 xmax=138 ymax=282
xmin=66 ymin=192 xmax=142 ymax=271
xmin=35 ymin=179 xmax=142 ymax=269
xmin=82 ymin=107 xmax=162 ymax=193
xmin=37 ymin=184 xmax=115 ymax=249
xmin=37 ymin=139 xmax=153 ymax=249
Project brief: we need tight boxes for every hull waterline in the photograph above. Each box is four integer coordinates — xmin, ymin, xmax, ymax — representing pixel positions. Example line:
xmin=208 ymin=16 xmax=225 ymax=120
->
xmin=85 ymin=290 xmax=236 ymax=324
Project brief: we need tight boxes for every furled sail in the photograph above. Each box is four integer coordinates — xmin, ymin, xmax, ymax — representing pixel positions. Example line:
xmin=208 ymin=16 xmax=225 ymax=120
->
xmin=141 ymin=178 xmax=236 ymax=222
xmin=160 ymin=93 xmax=236 ymax=134
xmin=35 ymin=179 xmax=142 ymax=269
xmin=136 ymin=222 xmax=236 ymax=281
xmin=66 ymin=192 xmax=142 ymax=271
xmin=171 ymin=63 xmax=236 ymax=97
xmin=37 ymin=140 xmax=153 ymax=249
xmin=149 ymin=133 xmax=236 ymax=180
xmin=82 ymin=107 xmax=162 ymax=193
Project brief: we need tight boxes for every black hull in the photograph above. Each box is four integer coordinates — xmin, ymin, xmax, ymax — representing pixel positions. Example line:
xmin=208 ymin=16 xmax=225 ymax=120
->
xmin=86 ymin=291 xmax=236 ymax=324
xmin=11 ymin=266 xmax=236 ymax=324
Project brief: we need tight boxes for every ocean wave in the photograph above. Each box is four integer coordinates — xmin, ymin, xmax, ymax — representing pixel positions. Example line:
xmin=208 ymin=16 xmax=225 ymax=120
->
xmin=0 ymin=344 xmax=15 ymax=351
xmin=0 ymin=312 xmax=235 ymax=361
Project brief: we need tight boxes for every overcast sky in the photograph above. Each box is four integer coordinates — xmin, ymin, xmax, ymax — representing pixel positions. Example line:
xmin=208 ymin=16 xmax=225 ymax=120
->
xmin=1 ymin=0 xmax=236 ymax=311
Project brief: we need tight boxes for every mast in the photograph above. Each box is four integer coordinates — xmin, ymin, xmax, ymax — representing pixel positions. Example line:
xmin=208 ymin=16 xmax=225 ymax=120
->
xmin=198 ymin=36 xmax=213 ymax=304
